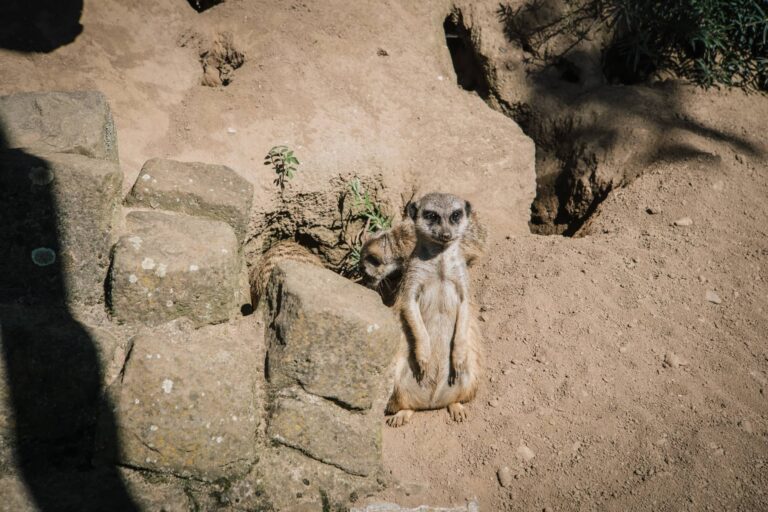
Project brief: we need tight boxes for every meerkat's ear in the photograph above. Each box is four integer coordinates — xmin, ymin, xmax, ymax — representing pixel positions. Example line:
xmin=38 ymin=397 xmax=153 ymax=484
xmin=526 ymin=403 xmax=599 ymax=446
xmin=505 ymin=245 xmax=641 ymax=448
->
xmin=464 ymin=200 xmax=472 ymax=217
xmin=407 ymin=201 xmax=418 ymax=220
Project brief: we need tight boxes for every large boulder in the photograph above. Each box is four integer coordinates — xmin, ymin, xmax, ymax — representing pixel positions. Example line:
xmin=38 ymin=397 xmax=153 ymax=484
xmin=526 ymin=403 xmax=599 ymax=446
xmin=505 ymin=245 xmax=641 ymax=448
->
xmin=125 ymin=158 xmax=253 ymax=242
xmin=108 ymin=211 xmax=239 ymax=327
xmin=0 ymin=151 xmax=122 ymax=306
xmin=0 ymin=91 xmax=118 ymax=162
xmin=101 ymin=318 xmax=262 ymax=481
xmin=263 ymin=260 xmax=398 ymax=501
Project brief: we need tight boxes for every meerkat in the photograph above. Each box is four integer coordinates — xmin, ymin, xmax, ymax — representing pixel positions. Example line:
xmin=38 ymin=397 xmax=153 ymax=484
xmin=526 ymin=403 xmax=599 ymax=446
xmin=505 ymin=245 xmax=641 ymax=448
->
xmin=358 ymin=221 xmax=415 ymax=306
xmin=249 ymin=240 xmax=323 ymax=306
xmin=360 ymin=210 xmax=487 ymax=304
xmin=385 ymin=193 xmax=482 ymax=427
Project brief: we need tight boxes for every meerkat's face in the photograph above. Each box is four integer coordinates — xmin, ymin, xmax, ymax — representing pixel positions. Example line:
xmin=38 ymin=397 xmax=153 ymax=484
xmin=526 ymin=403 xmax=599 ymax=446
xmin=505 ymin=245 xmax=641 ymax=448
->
xmin=408 ymin=193 xmax=471 ymax=246
xmin=360 ymin=232 xmax=398 ymax=287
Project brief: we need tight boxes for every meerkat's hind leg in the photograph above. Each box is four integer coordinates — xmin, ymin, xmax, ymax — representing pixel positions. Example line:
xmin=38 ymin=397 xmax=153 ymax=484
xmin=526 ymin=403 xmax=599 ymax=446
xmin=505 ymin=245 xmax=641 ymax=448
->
xmin=386 ymin=409 xmax=414 ymax=428
xmin=447 ymin=402 xmax=468 ymax=423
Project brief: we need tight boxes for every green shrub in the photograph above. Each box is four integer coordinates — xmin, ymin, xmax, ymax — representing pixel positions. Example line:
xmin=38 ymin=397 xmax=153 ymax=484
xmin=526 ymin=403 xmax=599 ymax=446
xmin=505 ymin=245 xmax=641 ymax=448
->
xmin=603 ymin=0 xmax=767 ymax=90
xmin=498 ymin=0 xmax=767 ymax=91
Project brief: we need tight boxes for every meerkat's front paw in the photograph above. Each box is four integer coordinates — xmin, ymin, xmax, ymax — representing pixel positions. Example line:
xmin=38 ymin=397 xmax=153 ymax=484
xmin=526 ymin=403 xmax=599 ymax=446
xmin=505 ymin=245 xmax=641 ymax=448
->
xmin=413 ymin=343 xmax=431 ymax=383
xmin=415 ymin=356 xmax=431 ymax=383
xmin=447 ymin=403 xmax=468 ymax=423
xmin=386 ymin=410 xmax=414 ymax=428
xmin=449 ymin=354 xmax=467 ymax=385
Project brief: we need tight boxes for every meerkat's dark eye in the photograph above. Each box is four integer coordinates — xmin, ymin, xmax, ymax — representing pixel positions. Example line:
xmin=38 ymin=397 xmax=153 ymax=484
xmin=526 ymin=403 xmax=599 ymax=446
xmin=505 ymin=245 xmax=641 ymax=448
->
xmin=450 ymin=209 xmax=463 ymax=224
xmin=423 ymin=210 xmax=440 ymax=223
xmin=365 ymin=254 xmax=381 ymax=266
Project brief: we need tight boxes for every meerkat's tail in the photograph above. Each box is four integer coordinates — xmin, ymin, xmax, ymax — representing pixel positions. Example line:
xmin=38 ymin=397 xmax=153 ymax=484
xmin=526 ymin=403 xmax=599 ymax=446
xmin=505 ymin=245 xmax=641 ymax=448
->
xmin=249 ymin=240 xmax=323 ymax=306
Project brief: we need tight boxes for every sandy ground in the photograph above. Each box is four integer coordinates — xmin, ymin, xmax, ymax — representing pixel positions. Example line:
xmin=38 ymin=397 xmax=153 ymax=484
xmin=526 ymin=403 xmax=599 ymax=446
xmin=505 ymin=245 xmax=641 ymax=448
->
xmin=377 ymin=154 xmax=768 ymax=510
xmin=1 ymin=1 xmax=767 ymax=510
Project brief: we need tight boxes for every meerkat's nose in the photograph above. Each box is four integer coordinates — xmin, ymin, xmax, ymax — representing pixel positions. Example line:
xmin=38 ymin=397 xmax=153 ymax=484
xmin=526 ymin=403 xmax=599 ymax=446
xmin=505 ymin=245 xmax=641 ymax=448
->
xmin=440 ymin=232 xmax=452 ymax=242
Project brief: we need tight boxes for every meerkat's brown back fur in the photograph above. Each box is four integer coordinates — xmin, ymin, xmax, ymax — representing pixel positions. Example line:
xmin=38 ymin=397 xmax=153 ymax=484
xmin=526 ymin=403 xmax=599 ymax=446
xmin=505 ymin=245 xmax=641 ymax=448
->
xmin=249 ymin=240 xmax=323 ymax=306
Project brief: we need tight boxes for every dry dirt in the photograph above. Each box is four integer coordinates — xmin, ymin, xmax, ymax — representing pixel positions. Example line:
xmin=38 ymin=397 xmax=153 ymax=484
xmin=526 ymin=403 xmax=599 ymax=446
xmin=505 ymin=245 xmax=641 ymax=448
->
xmin=1 ymin=1 xmax=767 ymax=511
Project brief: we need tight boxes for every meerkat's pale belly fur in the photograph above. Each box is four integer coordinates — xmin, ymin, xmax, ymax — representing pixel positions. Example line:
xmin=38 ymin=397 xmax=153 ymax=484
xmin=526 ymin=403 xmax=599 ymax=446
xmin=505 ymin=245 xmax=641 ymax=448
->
xmin=387 ymin=247 xmax=481 ymax=412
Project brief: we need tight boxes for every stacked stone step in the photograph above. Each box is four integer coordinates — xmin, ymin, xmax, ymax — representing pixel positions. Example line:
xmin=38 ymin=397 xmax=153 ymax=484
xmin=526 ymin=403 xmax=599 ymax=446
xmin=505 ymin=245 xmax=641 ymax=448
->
xmin=259 ymin=260 xmax=400 ymax=509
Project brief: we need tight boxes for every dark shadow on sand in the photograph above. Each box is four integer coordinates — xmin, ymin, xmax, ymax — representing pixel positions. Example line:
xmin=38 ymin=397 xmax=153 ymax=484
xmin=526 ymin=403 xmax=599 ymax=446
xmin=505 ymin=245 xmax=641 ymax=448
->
xmin=0 ymin=0 xmax=83 ymax=53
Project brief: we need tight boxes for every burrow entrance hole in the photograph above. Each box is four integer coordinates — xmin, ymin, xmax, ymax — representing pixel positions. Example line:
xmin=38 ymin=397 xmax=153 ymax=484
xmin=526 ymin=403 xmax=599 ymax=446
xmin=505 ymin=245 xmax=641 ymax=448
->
xmin=443 ymin=13 xmax=490 ymax=99
xmin=187 ymin=0 xmax=224 ymax=13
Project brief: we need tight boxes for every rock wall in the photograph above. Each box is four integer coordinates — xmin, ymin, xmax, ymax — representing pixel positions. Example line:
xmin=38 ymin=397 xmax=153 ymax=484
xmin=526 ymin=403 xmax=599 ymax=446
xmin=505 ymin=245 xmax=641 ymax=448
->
xmin=0 ymin=90 xmax=407 ymax=510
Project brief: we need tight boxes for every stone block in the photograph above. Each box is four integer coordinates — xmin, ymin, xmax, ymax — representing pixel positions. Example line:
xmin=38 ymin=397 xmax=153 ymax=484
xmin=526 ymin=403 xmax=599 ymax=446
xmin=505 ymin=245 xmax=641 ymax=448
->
xmin=265 ymin=261 xmax=399 ymax=410
xmin=262 ymin=260 xmax=398 ymax=492
xmin=0 ymin=306 xmax=127 ymax=470
xmin=103 ymin=319 xmax=261 ymax=481
xmin=0 ymin=151 xmax=122 ymax=306
xmin=125 ymin=158 xmax=253 ymax=242
xmin=0 ymin=91 xmax=118 ymax=162
xmin=108 ymin=211 xmax=239 ymax=327
xmin=255 ymin=444 xmax=381 ymax=511
xmin=268 ymin=387 xmax=381 ymax=477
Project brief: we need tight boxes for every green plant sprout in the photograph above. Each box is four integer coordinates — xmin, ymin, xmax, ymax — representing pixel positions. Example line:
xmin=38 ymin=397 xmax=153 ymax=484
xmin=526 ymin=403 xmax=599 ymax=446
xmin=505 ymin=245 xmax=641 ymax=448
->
xmin=349 ymin=178 xmax=392 ymax=233
xmin=340 ymin=178 xmax=393 ymax=277
xmin=264 ymin=145 xmax=300 ymax=190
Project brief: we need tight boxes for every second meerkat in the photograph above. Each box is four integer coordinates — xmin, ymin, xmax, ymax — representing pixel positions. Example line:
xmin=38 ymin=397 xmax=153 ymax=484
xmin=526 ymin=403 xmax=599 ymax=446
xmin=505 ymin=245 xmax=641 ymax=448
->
xmin=386 ymin=193 xmax=481 ymax=427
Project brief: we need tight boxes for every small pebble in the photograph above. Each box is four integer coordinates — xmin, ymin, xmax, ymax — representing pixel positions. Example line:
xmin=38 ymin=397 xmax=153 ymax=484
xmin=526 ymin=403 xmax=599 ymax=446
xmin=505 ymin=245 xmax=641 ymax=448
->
xmin=227 ymin=127 xmax=237 ymax=134
xmin=645 ymin=207 xmax=660 ymax=215
xmin=706 ymin=290 xmax=722 ymax=304
xmin=738 ymin=420 xmax=754 ymax=434
xmin=663 ymin=352 xmax=688 ymax=368
xmin=516 ymin=444 xmax=535 ymax=462
xmin=488 ymin=399 xmax=499 ymax=408
xmin=497 ymin=466 xmax=513 ymax=487
xmin=673 ymin=217 xmax=693 ymax=227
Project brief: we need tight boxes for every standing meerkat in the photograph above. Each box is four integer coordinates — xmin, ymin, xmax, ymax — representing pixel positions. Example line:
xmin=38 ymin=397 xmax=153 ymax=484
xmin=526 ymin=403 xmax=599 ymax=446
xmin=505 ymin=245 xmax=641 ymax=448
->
xmin=249 ymin=240 xmax=323 ymax=306
xmin=385 ymin=193 xmax=482 ymax=427
xmin=359 ymin=210 xmax=487 ymax=304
